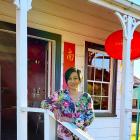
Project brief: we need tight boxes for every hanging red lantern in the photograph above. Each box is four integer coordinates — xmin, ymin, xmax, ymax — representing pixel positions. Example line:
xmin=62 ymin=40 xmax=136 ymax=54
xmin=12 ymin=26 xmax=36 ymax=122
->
xmin=105 ymin=30 xmax=140 ymax=60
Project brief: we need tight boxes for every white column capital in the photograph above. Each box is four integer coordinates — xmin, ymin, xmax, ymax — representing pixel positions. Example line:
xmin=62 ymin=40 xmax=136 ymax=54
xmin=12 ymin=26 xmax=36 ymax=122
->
xmin=115 ymin=12 xmax=140 ymax=39
xmin=13 ymin=0 xmax=32 ymax=11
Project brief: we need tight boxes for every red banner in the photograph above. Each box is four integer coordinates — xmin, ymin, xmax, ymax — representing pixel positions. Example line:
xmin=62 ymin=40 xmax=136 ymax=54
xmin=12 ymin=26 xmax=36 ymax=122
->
xmin=63 ymin=42 xmax=75 ymax=89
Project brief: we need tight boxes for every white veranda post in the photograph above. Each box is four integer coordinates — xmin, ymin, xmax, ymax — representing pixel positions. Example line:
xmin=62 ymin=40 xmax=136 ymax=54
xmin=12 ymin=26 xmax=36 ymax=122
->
xmin=115 ymin=12 xmax=140 ymax=140
xmin=13 ymin=0 xmax=32 ymax=140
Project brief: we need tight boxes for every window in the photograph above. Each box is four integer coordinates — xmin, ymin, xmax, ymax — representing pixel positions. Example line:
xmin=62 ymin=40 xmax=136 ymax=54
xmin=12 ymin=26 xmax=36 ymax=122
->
xmin=85 ymin=41 xmax=117 ymax=117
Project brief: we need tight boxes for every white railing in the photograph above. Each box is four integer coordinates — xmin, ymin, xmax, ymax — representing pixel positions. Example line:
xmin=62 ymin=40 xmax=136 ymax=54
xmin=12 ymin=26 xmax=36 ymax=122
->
xmin=21 ymin=107 xmax=94 ymax=140
xmin=125 ymin=109 xmax=140 ymax=113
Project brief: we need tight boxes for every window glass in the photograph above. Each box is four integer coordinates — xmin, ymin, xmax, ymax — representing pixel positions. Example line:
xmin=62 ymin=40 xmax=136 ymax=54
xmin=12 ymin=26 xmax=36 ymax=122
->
xmin=102 ymin=83 xmax=109 ymax=96
xmin=94 ymin=83 xmax=101 ymax=96
xmin=94 ymin=53 xmax=103 ymax=70
xmin=103 ymin=55 xmax=110 ymax=82
xmin=87 ymin=67 xmax=94 ymax=80
xmin=87 ymin=82 xmax=93 ymax=95
xmin=101 ymin=97 xmax=108 ymax=110
xmin=94 ymin=97 xmax=101 ymax=110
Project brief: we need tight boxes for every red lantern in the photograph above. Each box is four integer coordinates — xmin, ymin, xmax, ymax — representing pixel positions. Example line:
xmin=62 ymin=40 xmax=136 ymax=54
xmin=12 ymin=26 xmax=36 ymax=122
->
xmin=105 ymin=30 xmax=140 ymax=60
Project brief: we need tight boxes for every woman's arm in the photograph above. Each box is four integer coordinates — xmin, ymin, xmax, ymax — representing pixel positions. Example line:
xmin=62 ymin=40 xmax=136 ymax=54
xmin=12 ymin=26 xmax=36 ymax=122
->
xmin=41 ymin=90 xmax=66 ymax=121
xmin=74 ymin=93 xmax=95 ymax=130
xmin=41 ymin=91 xmax=62 ymax=111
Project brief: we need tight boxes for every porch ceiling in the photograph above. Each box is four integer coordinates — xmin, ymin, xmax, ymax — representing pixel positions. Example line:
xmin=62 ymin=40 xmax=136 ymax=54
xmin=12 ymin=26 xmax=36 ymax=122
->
xmin=86 ymin=0 xmax=140 ymax=40
xmin=31 ymin=0 xmax=140 ymax=44
xmin=1 ymin=0 xmax=140 ymax=44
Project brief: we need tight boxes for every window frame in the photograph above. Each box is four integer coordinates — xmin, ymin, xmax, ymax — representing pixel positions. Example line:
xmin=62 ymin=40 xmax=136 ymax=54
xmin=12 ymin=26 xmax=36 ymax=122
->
xmin=85 ymin=41 xmax=117 ymax=117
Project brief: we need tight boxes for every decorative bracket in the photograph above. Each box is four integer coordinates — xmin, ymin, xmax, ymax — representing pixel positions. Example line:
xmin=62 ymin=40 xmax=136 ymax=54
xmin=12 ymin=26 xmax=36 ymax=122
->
xmin=13 ymin=0 xmax=32 ymax=11
xmin=115 ymin=12 xmax=140 ymax=40
xmin=14 ymin=0 xmax=20 ymax=9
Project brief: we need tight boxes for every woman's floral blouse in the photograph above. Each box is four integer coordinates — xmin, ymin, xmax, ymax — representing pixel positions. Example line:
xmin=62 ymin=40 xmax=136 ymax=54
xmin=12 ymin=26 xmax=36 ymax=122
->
xmin=41 ymin=89 xmax=94 ymax=139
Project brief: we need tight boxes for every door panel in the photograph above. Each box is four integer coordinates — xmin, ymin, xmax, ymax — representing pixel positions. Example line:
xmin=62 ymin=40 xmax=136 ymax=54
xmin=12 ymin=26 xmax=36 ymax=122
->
xmin=0 ymin=66 xmax=1 ymax=139
xmin=28 ymin=37 xmax=47 ymax=107
xmin=0 ymin=31 xmax=17 ymax=140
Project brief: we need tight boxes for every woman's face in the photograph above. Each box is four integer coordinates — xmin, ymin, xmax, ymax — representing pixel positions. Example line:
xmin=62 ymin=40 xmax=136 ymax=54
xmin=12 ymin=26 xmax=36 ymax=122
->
xmin=67 ymin=72 xmax=80 ymax=90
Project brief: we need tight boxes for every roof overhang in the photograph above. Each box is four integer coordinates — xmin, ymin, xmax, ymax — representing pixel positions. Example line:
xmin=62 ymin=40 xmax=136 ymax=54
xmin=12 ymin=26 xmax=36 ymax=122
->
xmin=88 ymin=0 xmax=140 ymax=19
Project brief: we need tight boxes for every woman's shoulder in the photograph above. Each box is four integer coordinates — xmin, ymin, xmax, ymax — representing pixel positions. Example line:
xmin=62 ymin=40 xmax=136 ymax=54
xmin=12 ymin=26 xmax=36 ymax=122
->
xmin=80 ymin=92 xmax=93 ymax=102
xmin=82 ymin=92 xmax=92 ymax=98
xmin=53 ymin=89 xmax=70 ymax=100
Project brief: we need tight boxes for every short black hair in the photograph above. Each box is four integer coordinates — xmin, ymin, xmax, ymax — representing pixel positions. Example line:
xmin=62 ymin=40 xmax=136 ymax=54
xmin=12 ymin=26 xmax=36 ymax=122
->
xmin=65 ymin=67 xmax=82 ymax=84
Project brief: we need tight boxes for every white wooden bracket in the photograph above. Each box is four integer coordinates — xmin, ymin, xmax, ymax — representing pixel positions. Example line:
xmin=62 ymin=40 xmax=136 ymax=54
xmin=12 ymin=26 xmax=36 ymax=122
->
xmin=116 ymin=12 xmax=140 ymax=40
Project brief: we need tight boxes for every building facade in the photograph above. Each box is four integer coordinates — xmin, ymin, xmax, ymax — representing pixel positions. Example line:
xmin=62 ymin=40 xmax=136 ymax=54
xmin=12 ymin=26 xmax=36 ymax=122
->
xmin=1 ymin=0 xmax=140 ymax=140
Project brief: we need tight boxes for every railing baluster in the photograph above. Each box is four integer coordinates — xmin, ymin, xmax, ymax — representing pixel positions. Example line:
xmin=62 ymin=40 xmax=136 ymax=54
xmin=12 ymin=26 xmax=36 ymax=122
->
xmin=44 ymin=110 xmax=56 ymax=140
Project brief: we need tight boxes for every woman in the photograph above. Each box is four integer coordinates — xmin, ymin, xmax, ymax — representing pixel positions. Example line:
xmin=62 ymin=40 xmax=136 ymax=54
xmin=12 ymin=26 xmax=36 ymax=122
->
xmin=41 ymin=67 xmax=94 ymax=140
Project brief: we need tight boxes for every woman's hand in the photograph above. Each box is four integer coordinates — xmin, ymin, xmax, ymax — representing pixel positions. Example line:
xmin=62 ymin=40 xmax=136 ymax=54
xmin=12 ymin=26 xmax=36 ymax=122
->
xmin=53 ymin=109 xmax=62 ymax=120
xmin=53 ymin=109 xmax=73 ymax=123
xmin=60 ymin=116 xmax=73 ymax=123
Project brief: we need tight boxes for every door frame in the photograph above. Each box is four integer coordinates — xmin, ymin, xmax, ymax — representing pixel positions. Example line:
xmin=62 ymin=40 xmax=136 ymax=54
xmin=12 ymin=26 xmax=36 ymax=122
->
xmin=0 ymin=21 xmax=62 ymax=139
xmin=0 ymin=65 xmax=2 ymax=139
xmin=0 ymin=21 xmax=61 ymax=90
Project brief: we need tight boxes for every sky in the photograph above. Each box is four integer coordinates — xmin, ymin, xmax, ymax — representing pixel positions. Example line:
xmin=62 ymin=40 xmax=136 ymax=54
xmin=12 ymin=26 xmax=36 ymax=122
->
xmin=134 ymin=59 xmax=140 ymax=78
xmin=128 ymin=0 xmax=140 ymax=5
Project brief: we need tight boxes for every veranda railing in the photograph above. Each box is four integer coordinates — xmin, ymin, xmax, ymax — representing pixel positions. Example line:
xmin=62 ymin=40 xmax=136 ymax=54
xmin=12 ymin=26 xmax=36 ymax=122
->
xmin=21 ymin=107 xmax=94 ymax=140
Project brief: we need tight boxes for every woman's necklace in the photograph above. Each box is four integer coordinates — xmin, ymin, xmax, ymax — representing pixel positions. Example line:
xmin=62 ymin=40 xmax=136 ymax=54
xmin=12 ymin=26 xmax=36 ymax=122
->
xmin=70 ymin=92 xmax=81 ymax=103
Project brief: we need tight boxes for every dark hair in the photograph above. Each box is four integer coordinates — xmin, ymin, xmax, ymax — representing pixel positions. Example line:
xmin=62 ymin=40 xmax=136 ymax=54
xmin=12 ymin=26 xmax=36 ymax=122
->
xmin=65 ymin=67 xmax=82 ymax=84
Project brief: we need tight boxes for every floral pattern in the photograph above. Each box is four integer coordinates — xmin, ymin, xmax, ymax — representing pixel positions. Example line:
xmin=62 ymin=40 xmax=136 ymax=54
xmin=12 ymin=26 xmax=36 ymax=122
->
xmin=41 ymin=89 xmax=94 ymax=139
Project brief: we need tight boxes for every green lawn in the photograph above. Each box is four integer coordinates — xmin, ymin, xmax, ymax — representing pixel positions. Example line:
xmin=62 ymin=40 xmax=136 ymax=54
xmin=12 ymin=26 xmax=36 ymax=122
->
xmin=131 ymin=135 xmax=140 ymax=140
xmin=131 ymin=121 xmax=140 ymax=140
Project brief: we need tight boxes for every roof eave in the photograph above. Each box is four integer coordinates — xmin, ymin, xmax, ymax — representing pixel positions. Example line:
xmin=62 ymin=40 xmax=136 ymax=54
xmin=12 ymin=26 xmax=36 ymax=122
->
xmin=88 ymin=0 xmax=140 ymax=19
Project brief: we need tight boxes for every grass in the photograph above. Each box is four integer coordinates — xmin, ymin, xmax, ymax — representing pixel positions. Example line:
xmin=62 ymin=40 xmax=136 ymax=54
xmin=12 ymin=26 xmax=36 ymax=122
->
xmin=131 ymin=120 xmax=140 ymax=140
